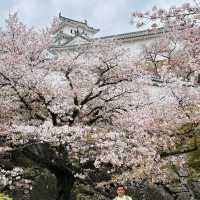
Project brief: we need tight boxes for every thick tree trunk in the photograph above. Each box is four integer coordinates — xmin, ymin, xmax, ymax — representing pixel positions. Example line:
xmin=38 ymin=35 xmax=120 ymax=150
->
xmin=54 ymin=170 xmax=74 ymax=200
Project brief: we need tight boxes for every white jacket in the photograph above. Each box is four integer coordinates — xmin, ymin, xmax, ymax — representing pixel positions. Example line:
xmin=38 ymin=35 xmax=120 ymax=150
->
xmin=113 ymin=195 xmax=132 ymax=200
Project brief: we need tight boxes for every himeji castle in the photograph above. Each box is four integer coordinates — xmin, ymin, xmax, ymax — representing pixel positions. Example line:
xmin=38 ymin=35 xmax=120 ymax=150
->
xmin=50 ymin=13 xmax=200 ymax=84
xmin=52 ymin=13 xmax=163 ymax=55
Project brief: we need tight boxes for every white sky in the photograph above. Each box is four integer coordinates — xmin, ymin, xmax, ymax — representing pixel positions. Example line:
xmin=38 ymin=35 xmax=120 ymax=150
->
xmin=0 ymin=0 xmax=192 ymax=36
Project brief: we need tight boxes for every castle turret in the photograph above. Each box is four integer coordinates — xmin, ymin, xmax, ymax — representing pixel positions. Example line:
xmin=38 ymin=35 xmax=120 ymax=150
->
xmin=57 ymin=12 xmax=99 ymax=38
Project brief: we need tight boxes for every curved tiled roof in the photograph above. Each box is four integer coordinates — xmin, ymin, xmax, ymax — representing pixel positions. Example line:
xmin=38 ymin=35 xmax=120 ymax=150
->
xmin=99 ymin=27 xmax=165 ymax=42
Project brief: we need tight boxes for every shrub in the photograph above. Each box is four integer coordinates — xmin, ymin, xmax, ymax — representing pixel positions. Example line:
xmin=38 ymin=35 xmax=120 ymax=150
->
xmin=0 ymin=193 xmax=13 ymax=200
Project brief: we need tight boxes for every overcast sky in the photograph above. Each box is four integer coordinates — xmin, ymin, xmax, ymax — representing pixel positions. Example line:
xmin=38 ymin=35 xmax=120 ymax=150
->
xmin=0 ymin=0 xmax=192 ymax=36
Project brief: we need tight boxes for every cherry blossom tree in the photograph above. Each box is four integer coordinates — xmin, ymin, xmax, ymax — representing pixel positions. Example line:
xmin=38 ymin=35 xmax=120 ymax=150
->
xmin=0 ymin=13 xmax=138 ymax=200
xmin=132 ymin=1 xmax=200 ymax=81
xmin=131 ymin=0 xmax=200 ymax=188
xmin=1 ymin=8 xmax=200 ymax=200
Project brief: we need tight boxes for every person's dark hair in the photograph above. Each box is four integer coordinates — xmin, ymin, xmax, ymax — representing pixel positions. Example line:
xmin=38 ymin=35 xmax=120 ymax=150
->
xmin=115 ymin=184 xmax=126 ymax=192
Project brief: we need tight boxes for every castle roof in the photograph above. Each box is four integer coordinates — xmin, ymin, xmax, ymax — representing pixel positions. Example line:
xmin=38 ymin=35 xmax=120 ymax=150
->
xmin=58 ymin=13 xmax=100 ymax=34
xmin=99 ymin=27 xmax=164 ymax=42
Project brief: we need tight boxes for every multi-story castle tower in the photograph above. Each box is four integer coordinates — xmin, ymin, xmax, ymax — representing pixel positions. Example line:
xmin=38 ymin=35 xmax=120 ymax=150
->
xmin=53 ymin=13 xmax=99 ymax=47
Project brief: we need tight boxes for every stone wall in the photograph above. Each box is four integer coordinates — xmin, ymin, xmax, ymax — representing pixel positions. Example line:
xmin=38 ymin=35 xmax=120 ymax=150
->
xmin=0 ymin=137 xmax=200 ymax=200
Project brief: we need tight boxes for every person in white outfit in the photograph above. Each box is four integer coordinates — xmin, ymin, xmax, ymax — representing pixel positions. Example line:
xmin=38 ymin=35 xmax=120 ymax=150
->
xmin=113 ymin=184 xmax=132 ymax=200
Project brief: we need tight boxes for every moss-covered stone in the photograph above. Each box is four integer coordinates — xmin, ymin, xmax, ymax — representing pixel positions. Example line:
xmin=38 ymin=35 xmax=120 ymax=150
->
xmin=30 ymin=169 xmax=57 ymax=200
xmin=176 ymin=122 xmax=195 ymax=135
xmin=72 ymin=183 xmax=109 ymax=200
xmin=187 ymin=136 xmax=200 ymax=174
xmin=73 ymin=184 xmax=98 ymax=200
